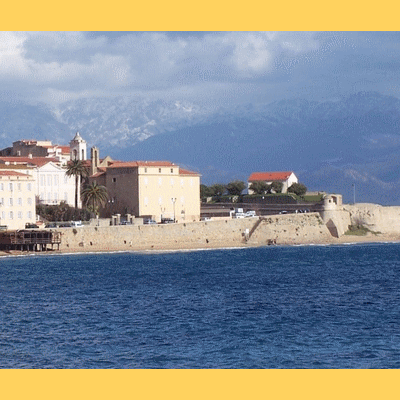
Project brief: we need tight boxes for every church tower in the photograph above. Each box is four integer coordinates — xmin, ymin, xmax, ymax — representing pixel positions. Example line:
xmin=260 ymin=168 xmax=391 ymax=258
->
xmin=70 ymin=132 xmax=87 ymax=161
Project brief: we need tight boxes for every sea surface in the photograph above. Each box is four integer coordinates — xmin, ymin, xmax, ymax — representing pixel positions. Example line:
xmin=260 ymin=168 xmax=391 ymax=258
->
xmin=1 ymin=243 xmax=400 ymax=369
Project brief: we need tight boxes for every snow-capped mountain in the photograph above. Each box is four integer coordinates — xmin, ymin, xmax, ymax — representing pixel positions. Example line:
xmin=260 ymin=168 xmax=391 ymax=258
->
xmin=0 ymin=91 xmax=400 ymax=204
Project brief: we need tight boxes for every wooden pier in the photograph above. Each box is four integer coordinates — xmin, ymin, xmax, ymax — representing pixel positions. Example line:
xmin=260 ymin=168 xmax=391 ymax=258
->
xmin=0 ymin=230 xmax=62 ymax=252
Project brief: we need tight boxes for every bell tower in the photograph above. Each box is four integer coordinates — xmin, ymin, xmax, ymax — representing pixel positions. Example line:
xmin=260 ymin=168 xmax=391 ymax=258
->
xmin=70 ymin=132 xmax=87 ymax=161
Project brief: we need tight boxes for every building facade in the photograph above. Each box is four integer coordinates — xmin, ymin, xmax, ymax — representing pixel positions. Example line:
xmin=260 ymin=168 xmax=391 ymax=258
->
xmin=0 ymin=171 xmax=36 ymax=230
xmin=91 ymin=160 xmax=201 ymax=222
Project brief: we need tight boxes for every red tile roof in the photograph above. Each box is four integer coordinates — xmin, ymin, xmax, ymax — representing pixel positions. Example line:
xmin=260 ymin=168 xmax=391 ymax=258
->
xmin=0 ymin=157 xmax=59 ymax=167
xmin=108 ymin=161 xmax=175 ymax=168
xmin=0 ymin=170 xmax=31 ymax=177
xmin=179 ymin=168 xmax=200 ymax=176
xmin=248 ymin=171 xmax=294 ymax=182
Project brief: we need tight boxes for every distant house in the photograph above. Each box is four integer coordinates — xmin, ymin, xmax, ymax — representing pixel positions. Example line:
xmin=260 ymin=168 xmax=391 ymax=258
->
xmin=248 ymin=171 xmax=298 ymax=194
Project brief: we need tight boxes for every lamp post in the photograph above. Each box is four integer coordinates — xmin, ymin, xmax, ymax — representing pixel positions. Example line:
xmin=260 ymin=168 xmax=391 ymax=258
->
xmin=171 ymin=197 xmax=176 ymax=223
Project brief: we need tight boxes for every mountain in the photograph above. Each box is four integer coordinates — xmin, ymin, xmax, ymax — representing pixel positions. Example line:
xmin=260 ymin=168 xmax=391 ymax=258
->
xmin=0 ymin=91 xmax=400 ymax=205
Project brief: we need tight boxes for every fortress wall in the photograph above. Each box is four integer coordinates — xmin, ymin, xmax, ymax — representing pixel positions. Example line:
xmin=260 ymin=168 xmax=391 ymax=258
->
xmin=343 ymin=204 xmax=400 ymax=234
xmin=57 ymin=213 xmax=335 ymax=252
xmin=247 ymin=213 xmax=334 ymax=245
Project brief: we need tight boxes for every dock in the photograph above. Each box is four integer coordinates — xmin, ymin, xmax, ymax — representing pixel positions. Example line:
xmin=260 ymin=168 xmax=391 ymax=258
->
xmin=0 ymin=230 xmax=62 ymax=252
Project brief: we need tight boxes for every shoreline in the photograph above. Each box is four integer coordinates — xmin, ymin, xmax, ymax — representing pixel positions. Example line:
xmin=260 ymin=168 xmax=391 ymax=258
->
xmin=1 ymin=232 xmax=399 ymax=258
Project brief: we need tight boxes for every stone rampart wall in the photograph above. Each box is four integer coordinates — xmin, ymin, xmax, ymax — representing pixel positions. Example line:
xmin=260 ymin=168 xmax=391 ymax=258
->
xmin=57 ymin=212 xmax=334 ymax=252
xmin=343 ymin=204 xmax=400 ymax=234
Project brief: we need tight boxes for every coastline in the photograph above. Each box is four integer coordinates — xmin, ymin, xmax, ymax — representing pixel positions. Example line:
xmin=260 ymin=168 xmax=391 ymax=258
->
xmin=0 ymin=231 xmax=399 ymax=258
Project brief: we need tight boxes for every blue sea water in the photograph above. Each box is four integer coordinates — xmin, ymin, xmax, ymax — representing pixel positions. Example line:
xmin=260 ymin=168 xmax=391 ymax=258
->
xmin=1 ymin=243 xmax=400 ymax=369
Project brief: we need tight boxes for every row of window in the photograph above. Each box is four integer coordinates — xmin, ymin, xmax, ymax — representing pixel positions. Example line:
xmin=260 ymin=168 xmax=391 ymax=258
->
xmin=40 ymin=175 xmax=69 ymax=186
xmin=142 ymin=178 xmax=194 ymax=187
xmin=0 ymin=182 xmax=32 ymax=191
xmin=143 ymin=196 xmax=185 ymax=205
xmin=144 ymin=168 xmax=175 ymax=174
xmin=0 ymin=197 xmax=34 ymax=206
xmin=1 ymin=211 xmax=33 ymax=220
xmin=40 ymin=193 xmax=68 ymax=202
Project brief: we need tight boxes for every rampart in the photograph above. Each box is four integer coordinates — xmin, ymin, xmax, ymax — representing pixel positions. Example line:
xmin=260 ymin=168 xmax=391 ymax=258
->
xmin=57 ymin=212 xmax=335 ymax=252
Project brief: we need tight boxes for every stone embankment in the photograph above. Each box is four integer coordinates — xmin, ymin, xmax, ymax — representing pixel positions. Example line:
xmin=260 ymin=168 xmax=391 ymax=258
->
xmin=57 ymin=212 xmax=335 ymax=253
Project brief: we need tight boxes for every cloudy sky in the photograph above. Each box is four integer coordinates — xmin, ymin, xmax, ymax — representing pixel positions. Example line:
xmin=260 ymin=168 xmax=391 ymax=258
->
xmin=1 ymin=31 xmax=400 ymax=107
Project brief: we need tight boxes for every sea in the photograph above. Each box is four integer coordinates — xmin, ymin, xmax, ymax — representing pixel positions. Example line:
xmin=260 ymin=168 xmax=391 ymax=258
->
xmin=1 ymin=243 xmax=400 ymax=369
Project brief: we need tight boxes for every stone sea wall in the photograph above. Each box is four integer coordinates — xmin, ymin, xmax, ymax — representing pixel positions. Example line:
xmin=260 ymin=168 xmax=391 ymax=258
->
xmin=58 ymin=212 xmax=334 ymax=252
xmin=344 ymin=203 xmax=400 ymax=234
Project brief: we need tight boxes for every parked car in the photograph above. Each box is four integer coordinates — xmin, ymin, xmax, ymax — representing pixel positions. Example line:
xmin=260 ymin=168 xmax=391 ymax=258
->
xmin=245 ymin=211 xmax=256 ymax=217
xmin=70 ymin=221 xmax=83 ymax=227
xmin=234 ymin=213 xmax=246 ymax=219
xmin=144 ymin=219 xmax=157 ymax=225
xmin=45 ymin=223 xmax=58 ymax=228
xmin=119 ymin=221 xmax=132 ymax=225
xmin=161 ymin=218 xmax=174 ymax=224
xmin=25 ymin=223 xmax=39 ymax=229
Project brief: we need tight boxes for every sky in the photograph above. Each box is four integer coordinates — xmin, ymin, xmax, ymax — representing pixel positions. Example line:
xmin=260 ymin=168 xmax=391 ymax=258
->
xmin=1 ymin=31 xmax=400 ymax=108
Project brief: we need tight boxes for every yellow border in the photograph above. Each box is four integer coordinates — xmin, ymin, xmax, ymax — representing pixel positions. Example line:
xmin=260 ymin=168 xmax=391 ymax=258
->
xmin=2 ymin=370 xmax=400 ymax=399
xmin=2 ymin=3 xmax=400 ymax=399
xmin=2 ymin=0 xmax=400 ymax=31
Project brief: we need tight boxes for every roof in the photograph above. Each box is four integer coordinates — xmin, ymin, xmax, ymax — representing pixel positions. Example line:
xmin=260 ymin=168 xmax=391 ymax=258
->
xmin=179 ymin=168 xmax=200 ymax=176
xmin=0 ymin=157 xmax=59 ymax=167
xmin=59 ymin=146 xmax=71 ymax=154
xmin=91 ymin=171 xmax=106 ymax=178
xmin=248 ymin=171 xmax=294 ymax=182
xmin=107 ymin=161 xmax=175 ymax=168
xmin=0 ymin=170 xmax=31 ymax=177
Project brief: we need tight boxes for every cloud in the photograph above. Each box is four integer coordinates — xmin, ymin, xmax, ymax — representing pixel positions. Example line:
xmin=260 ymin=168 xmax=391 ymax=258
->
xmin=0 ymin=31 xmax=400 ymax=107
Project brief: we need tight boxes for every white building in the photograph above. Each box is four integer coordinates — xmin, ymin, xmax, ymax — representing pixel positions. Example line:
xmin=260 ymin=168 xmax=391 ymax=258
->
xmin=248 ymin=171 xmax=298 ymax=194
xmin=0 ymin=170 xmax=36 ymax=230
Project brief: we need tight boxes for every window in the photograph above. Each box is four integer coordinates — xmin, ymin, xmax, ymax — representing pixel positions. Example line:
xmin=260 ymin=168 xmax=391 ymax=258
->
xmin=9 ymin=211 xmax=13 ymax=220
xmin=18 ymin=183 xmax=21 ymax=191
xmin=170 ymin=168 xmax=173 ymax=173
xmin=18 ymin=211 xmax=22 ymax=219
xmin=144 ymin=168 xmax=147 ymax=173
xmin=17 ymin=198 xmax=22 ymax=206
xmin=41 ymin=176 xmax=45 ymax=186
xmin=27 ymin=198 xmax=32 ymax=205
xmin=8 ymin=198 xmax=13 ymax=206
xmin=159 ymin=168 xmax=161 ymax=173
xmin=112 ymin=178 xmax=117 ymax=183
xmin=0 ymin=183 xmax=3 ymax=191
xmin=27 ymin=183 xmax=32 ymax=191
xmin=47 ymin=175 xmax=52 ymax=186
xmin=8 ymin=183 xmax=13 ymax=191
xmin=1 ymin=211 xmax=5 ymax=220
xmin=27 ymin=211 xmax=32 ymax=219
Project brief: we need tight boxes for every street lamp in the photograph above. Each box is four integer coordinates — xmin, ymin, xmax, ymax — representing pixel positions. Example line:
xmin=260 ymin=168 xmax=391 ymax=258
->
xmin=171 ymin=197 xmax=176 ymax=223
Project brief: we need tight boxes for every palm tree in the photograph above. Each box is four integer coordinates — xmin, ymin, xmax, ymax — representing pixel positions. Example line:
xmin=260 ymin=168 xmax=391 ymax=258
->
xmin=65 ymin=159 xmax=89 ymax=209
xmin=81 ymin=182 xmax=108 ymax=216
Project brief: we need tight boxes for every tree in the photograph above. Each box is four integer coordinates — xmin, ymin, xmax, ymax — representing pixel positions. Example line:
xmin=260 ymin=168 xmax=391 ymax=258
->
xmin=81 ymin=182 xmax=108 ymax=216
xmin=226 ymin=180 xmax=246 ymax=196
xmin=288 ymin=182 xmax=307 ymax=196
xmin=270 ymin=181 xmax=283 ymax=194
xmin=200 ymin=184 xmax=214 ymax=198
xmin=249 ymin=181 xmax=270 ymax=195
xmin=65 ymin=159 xmax=89 ymax=209
xmin=210 ymin=183 xmax=226 ymax=197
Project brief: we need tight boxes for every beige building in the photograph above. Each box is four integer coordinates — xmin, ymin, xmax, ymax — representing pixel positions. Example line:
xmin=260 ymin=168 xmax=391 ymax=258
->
xmin=0 ymin=170 xmax=36 ymax=230
xmin=90 ymin=157 xmax=200 ymax=223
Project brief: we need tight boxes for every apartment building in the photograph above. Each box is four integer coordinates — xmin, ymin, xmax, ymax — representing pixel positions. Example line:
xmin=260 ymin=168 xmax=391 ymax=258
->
xmin=0 ymin=171 xmax=36 ymax=230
